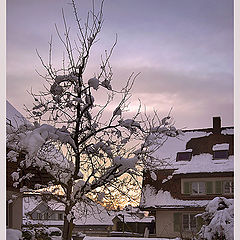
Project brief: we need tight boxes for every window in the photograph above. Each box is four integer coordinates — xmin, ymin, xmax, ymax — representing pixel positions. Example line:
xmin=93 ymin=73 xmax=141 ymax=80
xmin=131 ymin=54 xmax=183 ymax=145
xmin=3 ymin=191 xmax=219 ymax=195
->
xmin=183 ymin=179 xmax=233 ymax=195
xmin=182 ymin=214 xmax=196 ymax=231
xmin=37 ymin=213 xmax=42 ymax=220
xmin=44 ymin=212 xmax=49 ymax=220
xmin=223 ymin=180 xmax=234 ymax=194
xmin=176 ymin=151 xmax=192 ymax=161
xmin=191 ymin=182 xmax=206 ymax=195
xmin=213 ymin=150 xmax=229 ymax=159
xmin=58 ymin=213 xmax=63 ymax=220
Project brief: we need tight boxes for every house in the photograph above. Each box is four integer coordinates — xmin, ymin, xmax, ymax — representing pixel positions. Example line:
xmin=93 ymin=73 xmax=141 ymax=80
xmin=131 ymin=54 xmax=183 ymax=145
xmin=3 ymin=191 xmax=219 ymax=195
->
xmin=6 ymin=101 xmax=26 ymax=230
xmin=111 ymin=205 xmax=155 ymax=237
xmin=140 ymin=117 xmax=234 ymax=239
xmin=23 ymin=194 xmax=114 ymax=237
xmin=6 ymin=101 xmax=53 ymax=230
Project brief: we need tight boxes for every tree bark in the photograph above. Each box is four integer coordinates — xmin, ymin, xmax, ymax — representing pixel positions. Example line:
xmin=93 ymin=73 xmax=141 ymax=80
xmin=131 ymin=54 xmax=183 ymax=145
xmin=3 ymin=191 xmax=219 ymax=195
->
xmin=62 ymin=212 xmax=74 ymax=240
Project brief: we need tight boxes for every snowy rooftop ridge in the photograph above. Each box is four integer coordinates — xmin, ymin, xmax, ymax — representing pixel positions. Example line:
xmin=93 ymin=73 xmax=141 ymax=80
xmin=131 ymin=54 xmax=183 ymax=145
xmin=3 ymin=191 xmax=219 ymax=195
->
xmin=6 ymin=100 xmax=28 ymax=127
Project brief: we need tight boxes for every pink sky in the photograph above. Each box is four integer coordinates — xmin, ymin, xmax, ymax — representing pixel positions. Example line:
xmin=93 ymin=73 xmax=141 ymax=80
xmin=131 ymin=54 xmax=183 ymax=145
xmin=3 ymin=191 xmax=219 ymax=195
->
xmin=7 ymin=0 xmax=233 ymax=129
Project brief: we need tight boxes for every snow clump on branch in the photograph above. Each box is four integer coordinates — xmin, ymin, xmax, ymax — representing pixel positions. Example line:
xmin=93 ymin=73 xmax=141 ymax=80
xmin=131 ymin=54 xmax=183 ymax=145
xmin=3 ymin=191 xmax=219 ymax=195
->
xmin=88 ymin=77 xmax=99 ymax=90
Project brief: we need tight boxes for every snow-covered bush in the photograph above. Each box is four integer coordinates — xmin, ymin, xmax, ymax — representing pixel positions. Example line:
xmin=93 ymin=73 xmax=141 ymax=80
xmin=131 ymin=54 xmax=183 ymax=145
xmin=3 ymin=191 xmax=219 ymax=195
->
xmin=197 ymin=197 xmax=234 ymax=240
xmin=6 ymin=1 xmax=179 ymax=239
xmin=22 ymin=225 xmax=51 ymax=240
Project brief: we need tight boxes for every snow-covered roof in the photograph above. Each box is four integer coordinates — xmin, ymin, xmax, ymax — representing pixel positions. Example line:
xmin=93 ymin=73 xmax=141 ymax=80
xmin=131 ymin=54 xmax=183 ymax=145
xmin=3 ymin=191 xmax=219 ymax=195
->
xmin=23 ymin=196 xmax=113 ymax=226
xmin=140 ymin=184 xmax=233 ymax=209
xmin=173 ymin=154 xmax=233 ymax=175
xmin=115 ymin=214 xmax=155 ymax=223
xmin=149 ymin=127 xmax=234 ymax=174
xmin=6 ymin=100 xmax=27 ymax=127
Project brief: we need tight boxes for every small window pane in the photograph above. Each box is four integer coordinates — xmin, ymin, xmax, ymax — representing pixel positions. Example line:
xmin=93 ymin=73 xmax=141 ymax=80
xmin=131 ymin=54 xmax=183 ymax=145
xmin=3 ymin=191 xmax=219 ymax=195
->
xmin=44 ymin=212 xmax=49 ymax=220
xmin=190 ymin=214 xmax=197 ymax=229
xmin=182 ymin=214 xmax=189 ymax=230
xmin=58 ymin=213 xmax=63 ymax=220
xmin=192 ymin=182 xmax=198 ymax=194
xmin=223 ymin=181 xmax=234 ymax=194
xmin=176 ymin=152 xmax=192 ymax=161
xmin=213 ymin=150 xmax=229 ymax=159
xmin=191 ymin=182 xmax=205 ymax=195
xmin=198 ymin=182 xmax=206 ymax=194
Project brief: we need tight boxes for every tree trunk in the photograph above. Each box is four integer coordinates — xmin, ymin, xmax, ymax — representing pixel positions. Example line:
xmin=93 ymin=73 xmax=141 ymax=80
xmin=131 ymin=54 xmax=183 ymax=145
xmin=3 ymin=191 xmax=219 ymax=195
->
xmin=62 ymin=215 xmax=74 ymax=240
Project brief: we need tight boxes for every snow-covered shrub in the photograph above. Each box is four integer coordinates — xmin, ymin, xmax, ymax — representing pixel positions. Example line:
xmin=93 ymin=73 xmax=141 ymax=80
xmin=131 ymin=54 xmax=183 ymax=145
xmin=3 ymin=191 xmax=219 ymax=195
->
xmin=22 ymin=225 xmax=51 ymax=240
xmin=197 ymin=197 xmax=234 ymax=240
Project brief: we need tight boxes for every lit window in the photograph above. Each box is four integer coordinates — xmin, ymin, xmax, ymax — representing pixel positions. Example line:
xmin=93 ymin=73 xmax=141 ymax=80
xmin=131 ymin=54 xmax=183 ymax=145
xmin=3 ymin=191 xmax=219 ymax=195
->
xmin=192 ymin=182 xmax=205 ymax=195
xmin=176 ymin=152 xmax=192 ymax=161
xmin=182 ymin=214 xmax=196 ymax=231
xmin=223 ymin=181 xmax=234 ymax=194
xmin=213 ymin=150 xmax=229 ymax=159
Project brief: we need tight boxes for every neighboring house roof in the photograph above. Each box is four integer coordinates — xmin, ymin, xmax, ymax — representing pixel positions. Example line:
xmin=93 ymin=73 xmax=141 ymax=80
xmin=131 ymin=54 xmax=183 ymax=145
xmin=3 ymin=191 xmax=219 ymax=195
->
xmin=6 ymin=100 xmax=27 ymax=127
xmin=23 ymin=195 xmax=114 ymax=226
xmin=111 ymin=206 xmax=155 ymax=223
xmin=115 ymin=214 xmax=155 ymax=223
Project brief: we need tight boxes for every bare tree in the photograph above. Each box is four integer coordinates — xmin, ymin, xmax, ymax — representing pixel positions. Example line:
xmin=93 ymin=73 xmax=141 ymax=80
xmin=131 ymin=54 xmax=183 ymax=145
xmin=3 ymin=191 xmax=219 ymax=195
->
xmin=6 ymin=1 xmax=179 ymax=239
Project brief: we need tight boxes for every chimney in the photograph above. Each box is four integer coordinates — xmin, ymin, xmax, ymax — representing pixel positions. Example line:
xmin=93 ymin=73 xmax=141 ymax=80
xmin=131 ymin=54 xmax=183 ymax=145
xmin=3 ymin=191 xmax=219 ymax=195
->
xmin=213 ymin=117 xmax=221 ymax=134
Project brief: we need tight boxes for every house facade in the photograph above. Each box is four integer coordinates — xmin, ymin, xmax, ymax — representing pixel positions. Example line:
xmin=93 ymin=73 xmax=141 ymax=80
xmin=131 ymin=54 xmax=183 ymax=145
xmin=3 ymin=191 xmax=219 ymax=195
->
xmin=140 ymin=117 xmax=234 ymax=239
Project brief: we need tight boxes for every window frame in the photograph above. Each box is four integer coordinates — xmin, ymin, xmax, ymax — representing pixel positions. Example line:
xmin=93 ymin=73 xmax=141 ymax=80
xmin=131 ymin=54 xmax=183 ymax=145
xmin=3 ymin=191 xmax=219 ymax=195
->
xmin=191 ymin=181 xmax=206 ymax=195
xmin=213 ymin=150 xmax=229 ymax=160
xmin=37 ymin=213 xmax=42 ymax=220
xmin=43 ymin=212 xmax=49 ymax=220
xmin=58 ymin=213 xmax=64 ymax=220
xmin=222 ymin=180 xmax=234 ymax=194
xmin=182 ymin=213 xmax=197 ymax=231
xmin=176 ymin=151 xmax=192 ymax=162
xmin=182 ymin=178 xmax=234 ymax=196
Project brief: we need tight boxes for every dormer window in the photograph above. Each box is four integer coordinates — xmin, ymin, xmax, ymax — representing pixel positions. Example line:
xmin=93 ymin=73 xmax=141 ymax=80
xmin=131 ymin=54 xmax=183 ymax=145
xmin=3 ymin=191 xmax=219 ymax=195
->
xmin=213 ymin=150 xmax=229 ymax=159
xmin=176 ymin=150 xmax=192 ymax=162
xmin=212 ymin=144 xmax=229 ymax=160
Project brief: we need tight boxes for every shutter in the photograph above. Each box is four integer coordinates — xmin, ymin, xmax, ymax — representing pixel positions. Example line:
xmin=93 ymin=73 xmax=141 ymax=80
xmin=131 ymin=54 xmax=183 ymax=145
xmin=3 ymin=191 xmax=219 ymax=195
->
xmin=196 ymin=215 xmax=204 ymax=231
xmin=183 ymin=182 xmax=191 ymax=194
xmin=173 ymin=212 xmax=182 ymax=232
xmin=206 ymin=181 xmax=213 ymax=194
xmin=215 ymin=181 xmax=222 ymax=194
